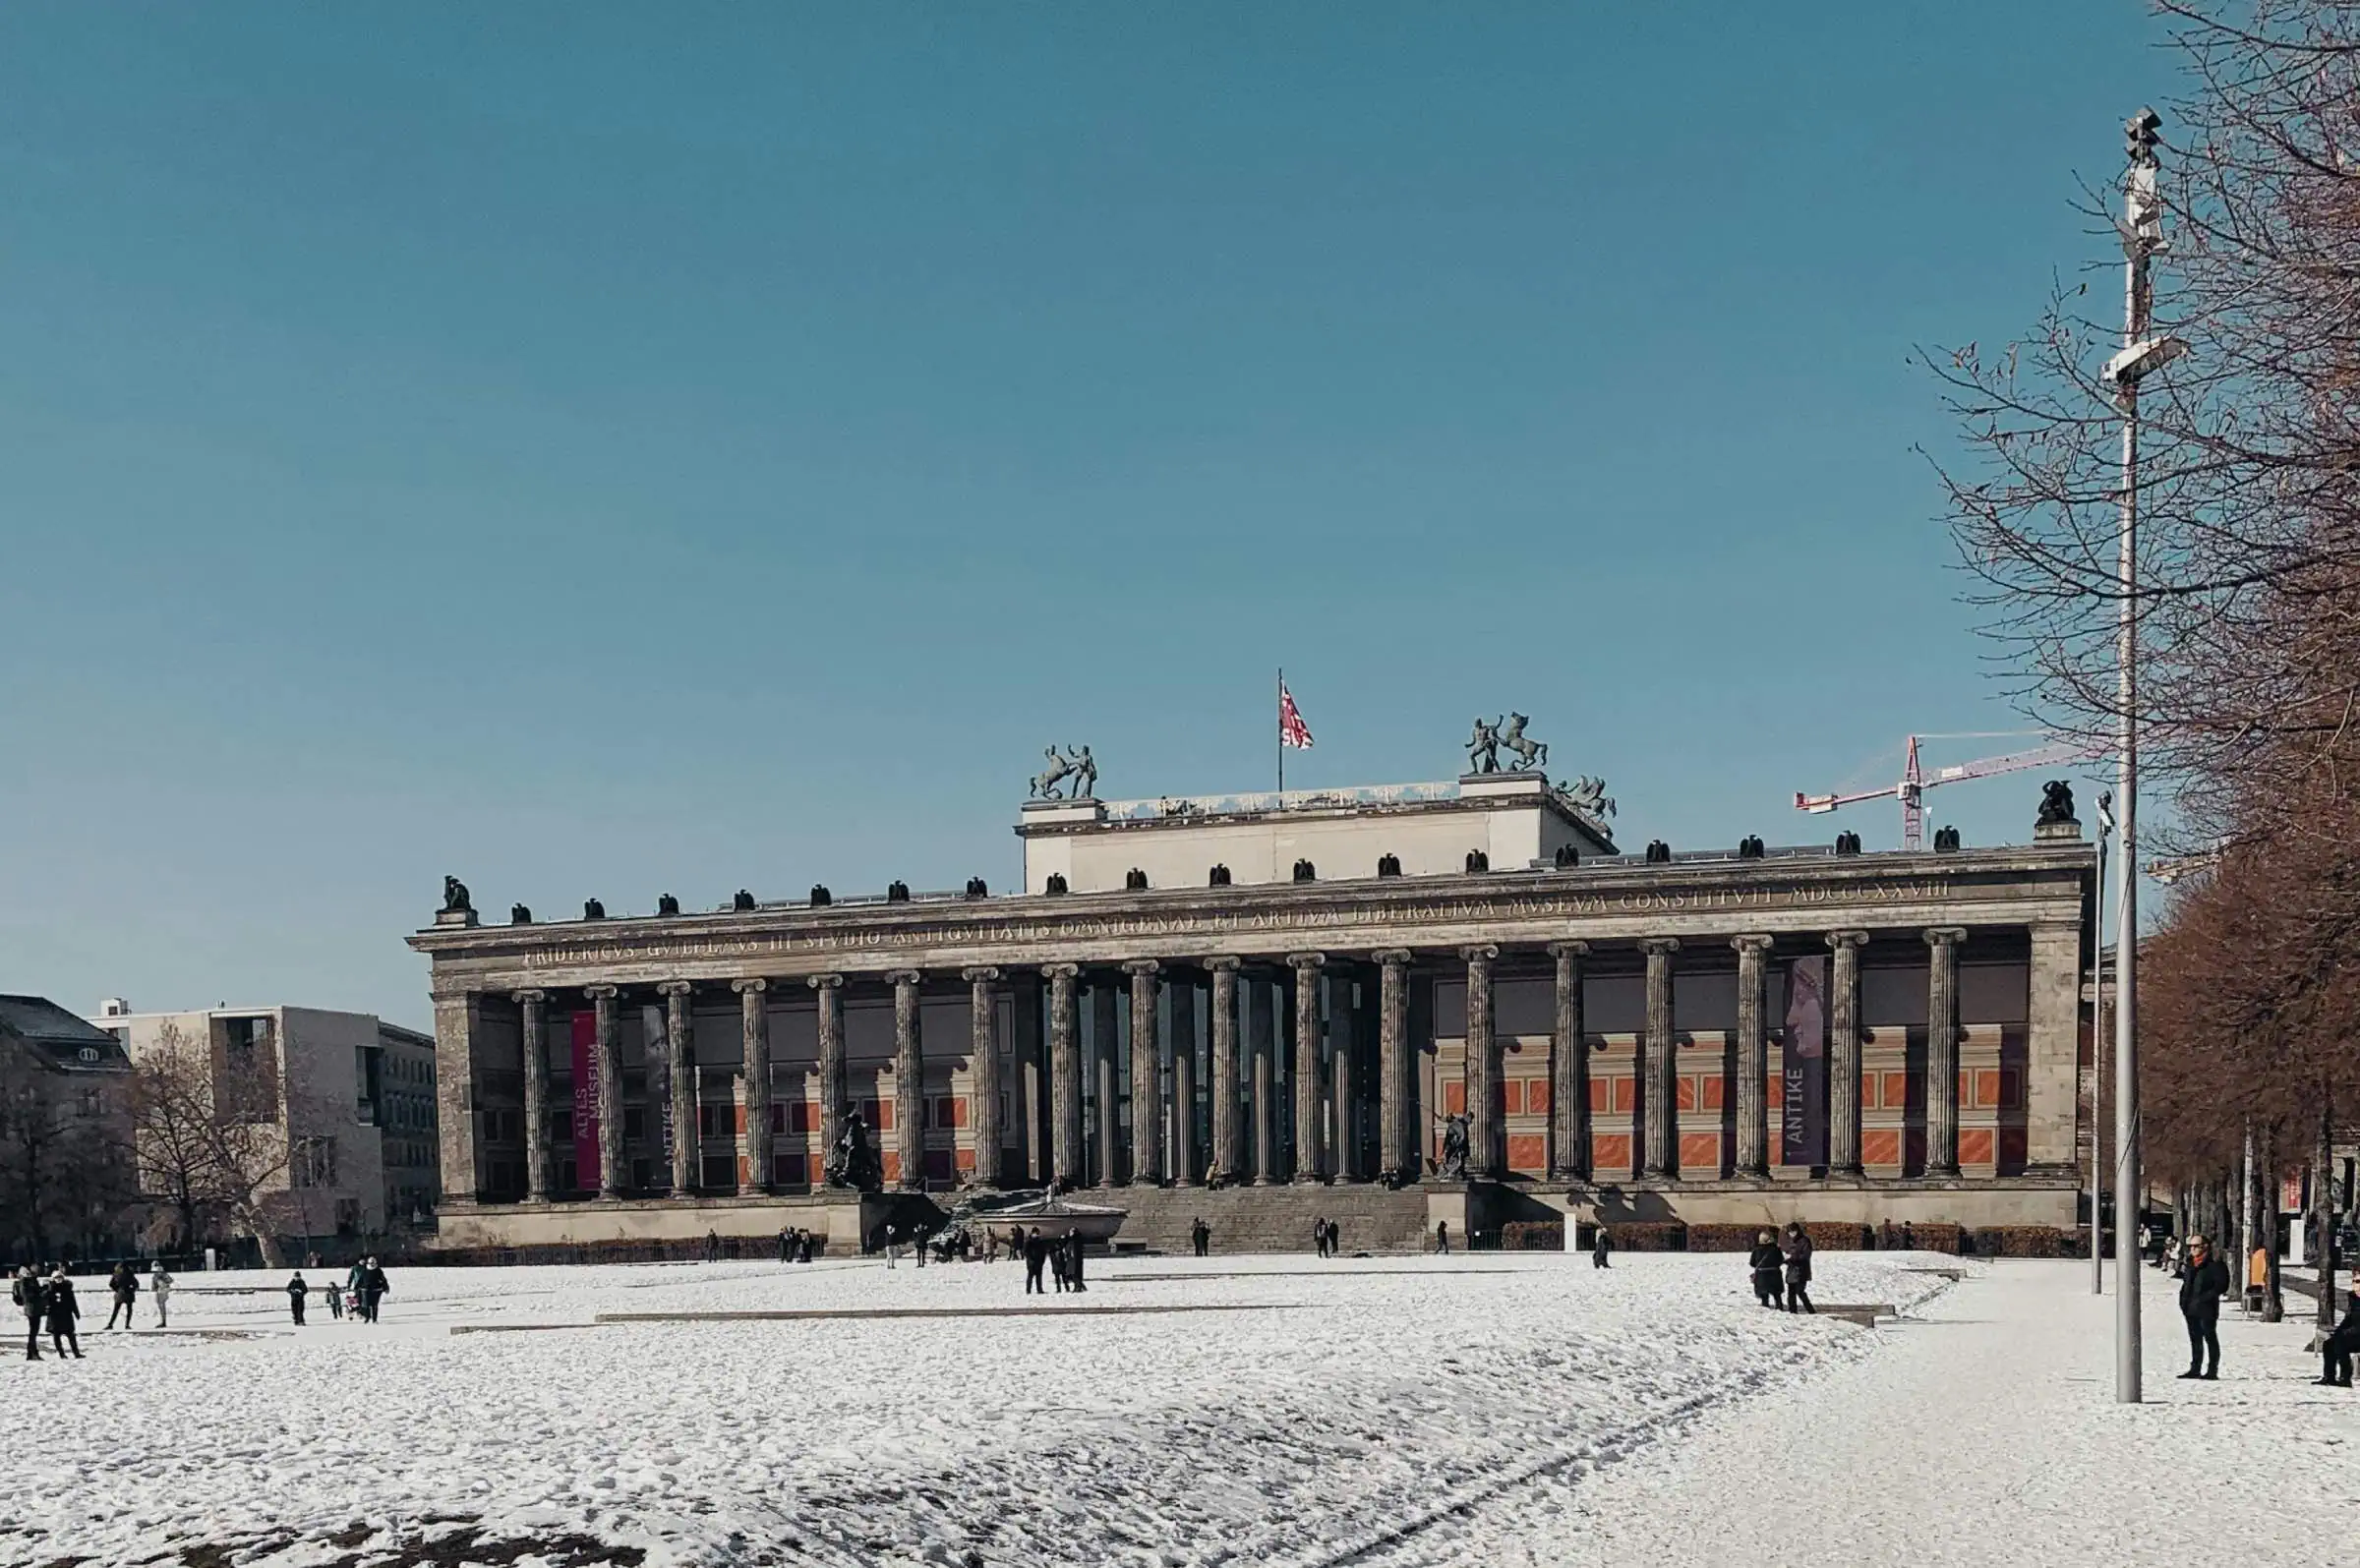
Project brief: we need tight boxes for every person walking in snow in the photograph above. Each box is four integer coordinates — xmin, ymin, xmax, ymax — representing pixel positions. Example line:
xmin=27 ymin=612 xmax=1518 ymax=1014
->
xmin=2177 ymin=1233 xmax=2230 ymax=1380
xmin=1022 ymin=1228 xmax=1048 ymax=1295
xmin=1063 ymin=1232 xmax=1087 ymax=1294
xmin=148 ymin=1264 xmax=172 ymax=1329
xmin=2316 ymin=1283 xmax=2360 ymax=1388
xmin=1191 ymin=1217 xmax=1210 ymax=1257
xmin=1591 ymin=1226 xmax=1612 ymax=1268
xmin=1782 ymin=1223 xmax=1815 ymax=1314
xmin=1313 ymin=1216 xmax=1329 ymax=1258
xmin=43 ymin=1268 xmax=82 ymax=1358
xmin=325 ymin=1276 xmax=344 ymax=1320
xmin=1326 ymin=1219 xmax=1342 ymax=1257
xmin=286 ymin=1272 xmax=310 ymax=1325
xmin=105 ymin=1263 xmax=139 ymax=1329
xmin=1748 ymin=1231 xmax=1786 ymax=1308
xmin=14 ymin=1265 xmax=45 ymax=1361
xmin=1434 ymin=1220 xmax=1450 ymax=1255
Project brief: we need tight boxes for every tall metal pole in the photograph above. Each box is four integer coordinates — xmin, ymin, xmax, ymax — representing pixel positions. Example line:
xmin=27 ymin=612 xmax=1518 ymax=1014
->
xmin=2112 ymin=107 xmax=2165 ymax=1405
xmin=2090 ymin=801 xmax=2109 ymax=1296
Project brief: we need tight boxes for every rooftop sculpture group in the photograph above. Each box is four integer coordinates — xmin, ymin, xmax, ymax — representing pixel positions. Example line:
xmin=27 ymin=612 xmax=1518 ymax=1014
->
xmin=1029 ymin=745 xmax=1098 ymax=800
xmin=1466 ymin=713 xmax=1548 ymax=774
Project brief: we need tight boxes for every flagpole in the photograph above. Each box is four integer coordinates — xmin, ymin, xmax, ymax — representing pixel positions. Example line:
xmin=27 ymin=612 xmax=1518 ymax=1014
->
xmin=1276 ymin=668 xmax=1284 ymax=795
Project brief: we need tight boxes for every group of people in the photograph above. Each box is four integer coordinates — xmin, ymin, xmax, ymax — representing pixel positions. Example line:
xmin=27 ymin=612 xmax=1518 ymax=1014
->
xmin=15 ymin=1262 xmax=176 ymax=1361
xmin=2165 ymin=1229 xmax=2360 ymax=1387
xmin=284 ymin=1257 xmax=390 ymax=1325
xmin=1311 ymin=1217 xmax=1344 ymax=1257
xmin=774 ymin=1227 xmax=822 ymax=1263
xmin=1013 ymin=1227 xmax=1089 ymax=1294
xmin=1745 ymin=1225 xmax=1816 ymax=1313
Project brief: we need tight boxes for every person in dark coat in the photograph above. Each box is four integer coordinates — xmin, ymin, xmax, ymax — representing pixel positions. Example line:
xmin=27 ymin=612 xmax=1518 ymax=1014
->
xmin=1022 ymin=1228 xmax=1049 ymax=1295
xmin=1064 ymin=1232 xmax=1087 ymax=1293
xmin=777 ymin=1228 xmax=793 ymax=1264
xmin=1312 ymin=1217 xmax=1329 ymax=1258
xmin=105 ymin=1263 xmax=139 ymax=1330
xmin=358 ymin=1257 xmax=389 ymax=1323
xmin=2316 ymin=1285 xmax=2360 ymax=1388
xmin=1591 ymin=1226 xmax=1611 ymax=1268
xmin=1748 ymin=1231 xmax=1786 ymax=1308
xmin=800 ymin=1230 xmax=818 ymax=1263
xmin=1326 ymin=1219 xmax=1341 ymax=1257
xmin=286 ymin=1272 xmax=309 ymax=1325
xmin=1191 ymin=1217 xmax=1210 ymax=1257
xmin=2177 ymin=1233 xmax=2230 ymax=1379
xmin=1435 ymin=1220 xmax=1451 ymax=1255
xmin=13 ymin=1265 xmax=45 ymax=1361
xmin=1782 ymin=1223 xmax=1815 ymax=1313
xmin=43 ymin=1268 xmax=82 ymax=1358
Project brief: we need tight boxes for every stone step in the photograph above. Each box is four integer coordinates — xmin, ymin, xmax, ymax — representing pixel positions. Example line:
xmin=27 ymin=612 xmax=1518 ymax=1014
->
xmin=1056 ymin=1183 xmax=1433 ymax=1255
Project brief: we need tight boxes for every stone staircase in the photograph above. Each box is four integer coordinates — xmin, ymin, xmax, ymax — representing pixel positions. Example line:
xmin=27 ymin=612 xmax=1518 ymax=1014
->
xmin=1088 ymin=1182 xmax=1433 ymax=1255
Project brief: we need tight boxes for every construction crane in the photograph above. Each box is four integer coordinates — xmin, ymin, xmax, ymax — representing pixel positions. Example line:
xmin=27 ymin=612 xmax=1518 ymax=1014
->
xmin=1794 ymin=733 xmax=2103 ymax=851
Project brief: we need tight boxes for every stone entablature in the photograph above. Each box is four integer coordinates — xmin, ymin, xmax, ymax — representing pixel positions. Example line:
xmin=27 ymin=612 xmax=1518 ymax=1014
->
xmin=412 ymin=847 xmax=2086 ymax=996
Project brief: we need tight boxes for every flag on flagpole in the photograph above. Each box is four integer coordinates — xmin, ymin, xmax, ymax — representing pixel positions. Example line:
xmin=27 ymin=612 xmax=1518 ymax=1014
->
xmin=1279 ymin=680 xmax=1315 ymax=749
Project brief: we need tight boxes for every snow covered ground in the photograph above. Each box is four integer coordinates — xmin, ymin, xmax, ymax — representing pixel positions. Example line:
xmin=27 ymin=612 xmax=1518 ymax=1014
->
xmin=3 ymin=1251 xmax=2350 ymax=1567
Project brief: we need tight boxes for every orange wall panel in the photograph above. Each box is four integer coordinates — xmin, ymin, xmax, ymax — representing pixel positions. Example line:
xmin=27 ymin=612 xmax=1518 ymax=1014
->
xmin=1505 ymin=1133 xmax=1546 ymax=1173
xmin=1861 ymin=1129 xmax=1903 ymax=1168
xmin=1592 ymin=1132 xmax=1633 ymax=1174
xmin=1678 ymin=1132 xmax=1723 ymax=1173
xmin=1959 ymin=1128 xmax=1996 ymax=1167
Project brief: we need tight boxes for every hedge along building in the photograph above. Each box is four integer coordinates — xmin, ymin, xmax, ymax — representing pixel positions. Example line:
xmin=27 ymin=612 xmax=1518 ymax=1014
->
xmin=408 ymin=769 xmax=2095 ymax=1254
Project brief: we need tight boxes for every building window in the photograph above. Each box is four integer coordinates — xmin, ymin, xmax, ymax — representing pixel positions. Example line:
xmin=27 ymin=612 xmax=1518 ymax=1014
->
xmin=291 ymin=1135 xmax=338 ymax=1189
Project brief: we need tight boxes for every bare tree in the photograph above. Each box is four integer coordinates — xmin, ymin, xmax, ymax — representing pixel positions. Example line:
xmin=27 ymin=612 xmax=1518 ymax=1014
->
xmin=0 ymin=1049 xmax=135 ymax=1263
xmin=128 ymin=1022 xmax=293 ymax=1266
xmin=1929 ymin=2 xmax=2360 ymax=851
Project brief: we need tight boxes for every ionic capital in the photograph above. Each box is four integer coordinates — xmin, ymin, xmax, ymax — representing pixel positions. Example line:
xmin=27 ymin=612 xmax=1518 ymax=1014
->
xmin=1124 ymin=958 xmax=1162 ymax=978
xmin=1546 ymin=940 xmax=1589 ymax=960
xmin=1731 ymin=934 xmax=1776 ymax=957
xmin=806 ymin=973 xmax=844 ymax=992
xmin=1285 ymin=952 xmax=1327 ymax=971
xmin=1041 ymin=962 xmax=1081 ymax=981
xmin=732 ymin=977 xmax=769 ymax=996
xmin=885 ymin=969 xmax=923 ymax=988
xmin=1372 ymin=948 xmax=1415 ymax=967
xmin=1922 ymin=926 xmax=1969 ymax=948
xmin=510 ymin=988 xmax=547 ymax=1006
xmin=582 ymin=984 xmax=620 ymax=1002
xmin=656 ymin=980 xmax=694 ymax=998
xmin=1826 ymin=929 xmax=1871 ymax=950
xmin=1637 ymin=938 xmax=1681 ymax=958
xmin=962 ymin=966 xmax=1001 ymax=984
xmin=1205 ymin=955 xmax=1243 ymax=974
xmin=1458 ymin=944 xmax=1499 ymax=962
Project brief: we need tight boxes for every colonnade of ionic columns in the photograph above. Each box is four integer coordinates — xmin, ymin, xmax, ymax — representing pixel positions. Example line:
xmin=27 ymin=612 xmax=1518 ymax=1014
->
xmin=477 ymin=922 xmax=1983 ymax=1203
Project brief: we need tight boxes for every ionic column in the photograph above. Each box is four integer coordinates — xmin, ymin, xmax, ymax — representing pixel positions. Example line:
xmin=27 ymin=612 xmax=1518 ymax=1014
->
xmin=1827 ymin=931 xmax=1869 ymax=1176
xmin=1375 ymin=951 xmax=1413 ymax=1183
xmin=1209 ymin=958 xmax=1242 ymax=1183
xmin=514 ymin=990 xmax=550 ymax=1200
xmin=1548 ymin=943 xmax=1589 ymax=1183
xmin=1091 ymin=978 xmax=1119 ymax=1187
xmin=889 ymin=970 xmax=925 ymax=1191
xmin=735 ymin=978 xmax=771 ymax=1193
xmin=1732 ymin=936 xmax=1774 ymax=1177
xmin=1249 ymin=973 xmax=1277 ymax=1184
xmin=1638 ymin=938 xmax=1680 ymax=1178
xmin=1462 ymin=945 xmax=1500 ymax=1178
xmin=1288 ymin=954 xmax=1327 ymax=1183
xmin=584 ymin=984 xmax=623 ymax=1197
xmin=964 ymin=967 xmax=1001 ymax=1187
xmin=658 ymin=981 xmax=696 ymax=1194
xmin=1924 ymin=927 xmax=1967 ymax=1177
xmin=1044 ymin=963 xmax=1082 ymax=1188
xmin=810 ymin=973 xmax=846 ymax=1163
xmin=1170 ymin=974 xmax=1199 ymax=1186
xmin=1125 ymin=960 xmax=1162 ymax=1185
xmin=1328 ymin=968 xmax=1357 ymax=1182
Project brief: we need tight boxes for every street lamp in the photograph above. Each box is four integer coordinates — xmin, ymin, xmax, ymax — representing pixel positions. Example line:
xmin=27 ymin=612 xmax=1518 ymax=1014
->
xmin=2091 ymin=788 xmax=2114 ymax=1297
xmin=2106 ymin=106 xmax=2188 ymax=1405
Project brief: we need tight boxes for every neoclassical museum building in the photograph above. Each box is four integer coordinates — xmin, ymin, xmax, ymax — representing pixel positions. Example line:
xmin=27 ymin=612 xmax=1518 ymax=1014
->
xmin=411 ymin=768 xmax=2094 ymax=1253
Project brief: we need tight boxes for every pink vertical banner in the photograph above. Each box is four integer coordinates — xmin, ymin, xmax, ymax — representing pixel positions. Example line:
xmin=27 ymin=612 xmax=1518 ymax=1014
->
xmin=571 ymin=1009 xmax=600 ymax=1191
xmin=1782 ymin=956 xmax=1827 ymax=1168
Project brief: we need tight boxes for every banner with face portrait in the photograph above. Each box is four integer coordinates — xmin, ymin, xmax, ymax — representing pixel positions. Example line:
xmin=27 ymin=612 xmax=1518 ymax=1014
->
xmin=1782 ymin=956 xmax=1827 ymax=1168
xmin=643 ymin=1004 xmax=673 ymax=1164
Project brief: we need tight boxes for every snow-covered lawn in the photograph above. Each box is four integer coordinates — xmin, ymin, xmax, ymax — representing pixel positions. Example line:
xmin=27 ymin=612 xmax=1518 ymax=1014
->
xmin=4 ymin=1252 xmax=2349 ymax=1567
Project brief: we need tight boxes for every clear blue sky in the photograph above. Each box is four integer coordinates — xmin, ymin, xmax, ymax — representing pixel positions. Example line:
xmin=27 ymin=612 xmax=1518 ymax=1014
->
xmin=1 ymin=5 xmax=2157 ymax=1028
